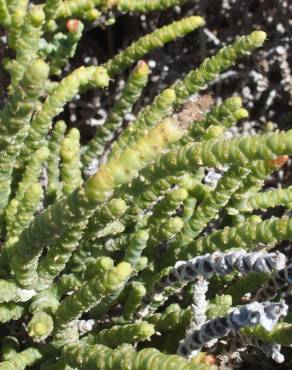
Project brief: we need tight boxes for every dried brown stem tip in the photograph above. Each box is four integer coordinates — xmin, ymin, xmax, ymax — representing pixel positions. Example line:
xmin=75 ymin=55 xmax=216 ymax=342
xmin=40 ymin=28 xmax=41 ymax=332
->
xmin=267 ymin=155 xmax=289 ymax=169
xmin=176 ymin=95 xmax=214 ymax=129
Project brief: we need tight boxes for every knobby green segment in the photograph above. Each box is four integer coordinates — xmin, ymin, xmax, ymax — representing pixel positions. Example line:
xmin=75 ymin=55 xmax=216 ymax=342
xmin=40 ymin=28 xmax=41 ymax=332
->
xmin=85 ymin=116 xmax=188 ymax=202
xmin=0 ymin=0 xmax=11 ymax=28
xmin=117 ymin=0 xmax=190 ymax=13
xmin=5 ymin=183 xmax=43 ymax=259
xmin=235 ymin=186 xmax=292 ymax=213
xmin=55 ymin=0 xmax=103 ymax=19
xmin=89 ymin=230 xmax=148 ymax=318
xmin=63 ymin=343 xmax=214 ymax=370
xmin=138 ymin=130 xmax=292 ymax=186
xmin=84 ymin=198 xmax=127 ymax=241
xmin=0 ymin=279 xmax=35 ymax=304
xmin=0 ymin=347 xmax=43 ymax=370
xmin=0 ymin=60 xmax=49 ymax=211
xmin=0 ymin=303 xmax=24 ymax=323
xmin=122 ymin=172 xmax=198 ymax=221
xmin=181 ymin=181 xmax=209 ymax=221
xmin=60 ymin=128 xmax=82 ymax=196
xmin=21 ymin=66 xmax=110 ymax=165
xmin=9 ymin=187 xmax=96 ymax=289
xmin=86 ymin=322 xmax=155 ymax=347
xmin=43 ymin=0 xmax=62 ymax=21
xmin=149 ymin=303 xmax=192 ymax=333
xmin=123 ymin=229 xmax=149 ymax=267
xmin=174 ymin=166 xmax=250 ymax=247
xmin=83 ymin=256 xmax=114 ymax=281
xmin=226 ymin=156 xmax=289 ymax=221
xmin=177 ymin=216 xmax=292 ymax=261
xmin=147 ymin=216 xmax=184 ymax=253
xmin=5 ymin=147 xmax=48 ymax=236
xmin=54 ymin=262 xmax=131 ymax=330
xmin=104 ymin=16 xmax=204 ymax=76
xmin=47 ymin=121 xmax=67 ymax=203
xmin=110 ymin=88 xmax=176 ymax=158
xmin=174 ymin=31 xmax=267 ymax=105
xmin=206 ymin=295 xmax=233 ymax=318
xmin=9 ymin=5 xmax=44 ymax=84
xmin=11 ymin=147 xmax=49 ymax=206
xmin=36 ymin=222 xmax=89 ymax=291
xmin=122 ymin=282 xmax=146 ymax=320
xmin=83 ymin=60 xmax=150 ymax=166
xmin=0 ymin=59 xmax=49 ymax=151
xmin=7 ymin=0 xmax=29 ymax=51
xmin=147 ymin=187 xmax=188 ymax=227
xmin=56 ymin=274 xmax=83 ymax=294
xmin=36 ymin=182 xmax=104 ymax=291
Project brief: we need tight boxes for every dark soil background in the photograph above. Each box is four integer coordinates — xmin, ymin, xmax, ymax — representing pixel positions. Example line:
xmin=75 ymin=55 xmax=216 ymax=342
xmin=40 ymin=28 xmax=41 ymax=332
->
xmin=0 ymin=0 xmax=291 ymax=369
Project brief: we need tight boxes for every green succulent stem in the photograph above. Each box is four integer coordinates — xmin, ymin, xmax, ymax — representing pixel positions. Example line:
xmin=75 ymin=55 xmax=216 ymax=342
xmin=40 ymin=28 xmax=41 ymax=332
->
xmin=124 ymin=229 xmax=149 ymax=267
xmin=0 ymin=279 xmax=35 ymax=304
xmin=63 ymin=343 xmax=214 ymax=370
xmin=60 ymin=128 xmax=82 ymax=196
xmin=235 ymin=186 xmax=292 ymax=213
xmin=0 ymin=303 xmax=24 ymax=323
xmin=54 ymin=262 xmax=131 ymax=331
xmin=176 ymin=216 xmax=292 ymax=261
xmin=173 ymin=31 xmax=267 ymax=105
xmin=110 ymin=88 xmax=176 ymax=159
xmin=46 ymin=121 xmax=67 ymax=203
xmin=0 ymin=0 xmax=11 ymax=27
xmin=84 ymin=198 xmax=127 ymax=241
xmin=174 ymin=166 xmax=250 ymax=247
xmin=0 ymin=60 xmax=49 ymax=211
xmin=147 ymin=187 xmax=188 ymax=227
xmin=4 ymin=183 xmax=43 ymax=260
xmin=226 ymin=156 xmax=288 ymax=220
xmin=55 ymin=0 xmax=103 ymax=18
xmin=20 ymin=66 xmax=109 ymax=165
xmin=86 ymin=322 xmax=155 ymax=348
xmin=104 ymin=16 xmax=205 ymax=76
xmin=122 ymin=282 xmax=146 ymax=320
xmin=9 ymin=5 xmax=44 ymax=83
xmin=148 ymin=303 xmax=192 ymax=333
xmin=10 ymin=116 xmax=185 ymax=289
xmin=83 ymin=60 xmax=150 ymax=166
xmin=0 ymin=347 xmax=43 ymax=370
xmin=139 ymin=130 xmax=292 ymax=185
xmin=117 ymin=0 xmax=190 ymax=13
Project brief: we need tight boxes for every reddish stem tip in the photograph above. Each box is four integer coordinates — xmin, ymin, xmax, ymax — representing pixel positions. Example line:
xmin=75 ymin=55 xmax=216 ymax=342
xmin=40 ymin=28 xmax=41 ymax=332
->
xmin=66 ymin=19 xmax=79 ymax=33
xmin=268 ymin=155 xmax=289 ymax=168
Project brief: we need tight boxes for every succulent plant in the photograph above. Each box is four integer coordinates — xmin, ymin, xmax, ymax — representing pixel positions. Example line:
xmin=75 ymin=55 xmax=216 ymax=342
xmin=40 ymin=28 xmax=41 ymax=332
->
xmin=0 ymin=1 xmax=291 ymax=369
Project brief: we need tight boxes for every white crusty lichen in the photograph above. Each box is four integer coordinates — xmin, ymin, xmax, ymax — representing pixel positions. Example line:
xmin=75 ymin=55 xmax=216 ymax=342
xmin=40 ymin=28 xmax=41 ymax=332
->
xmin=177 ymin=300 xmax=288 ymax=358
